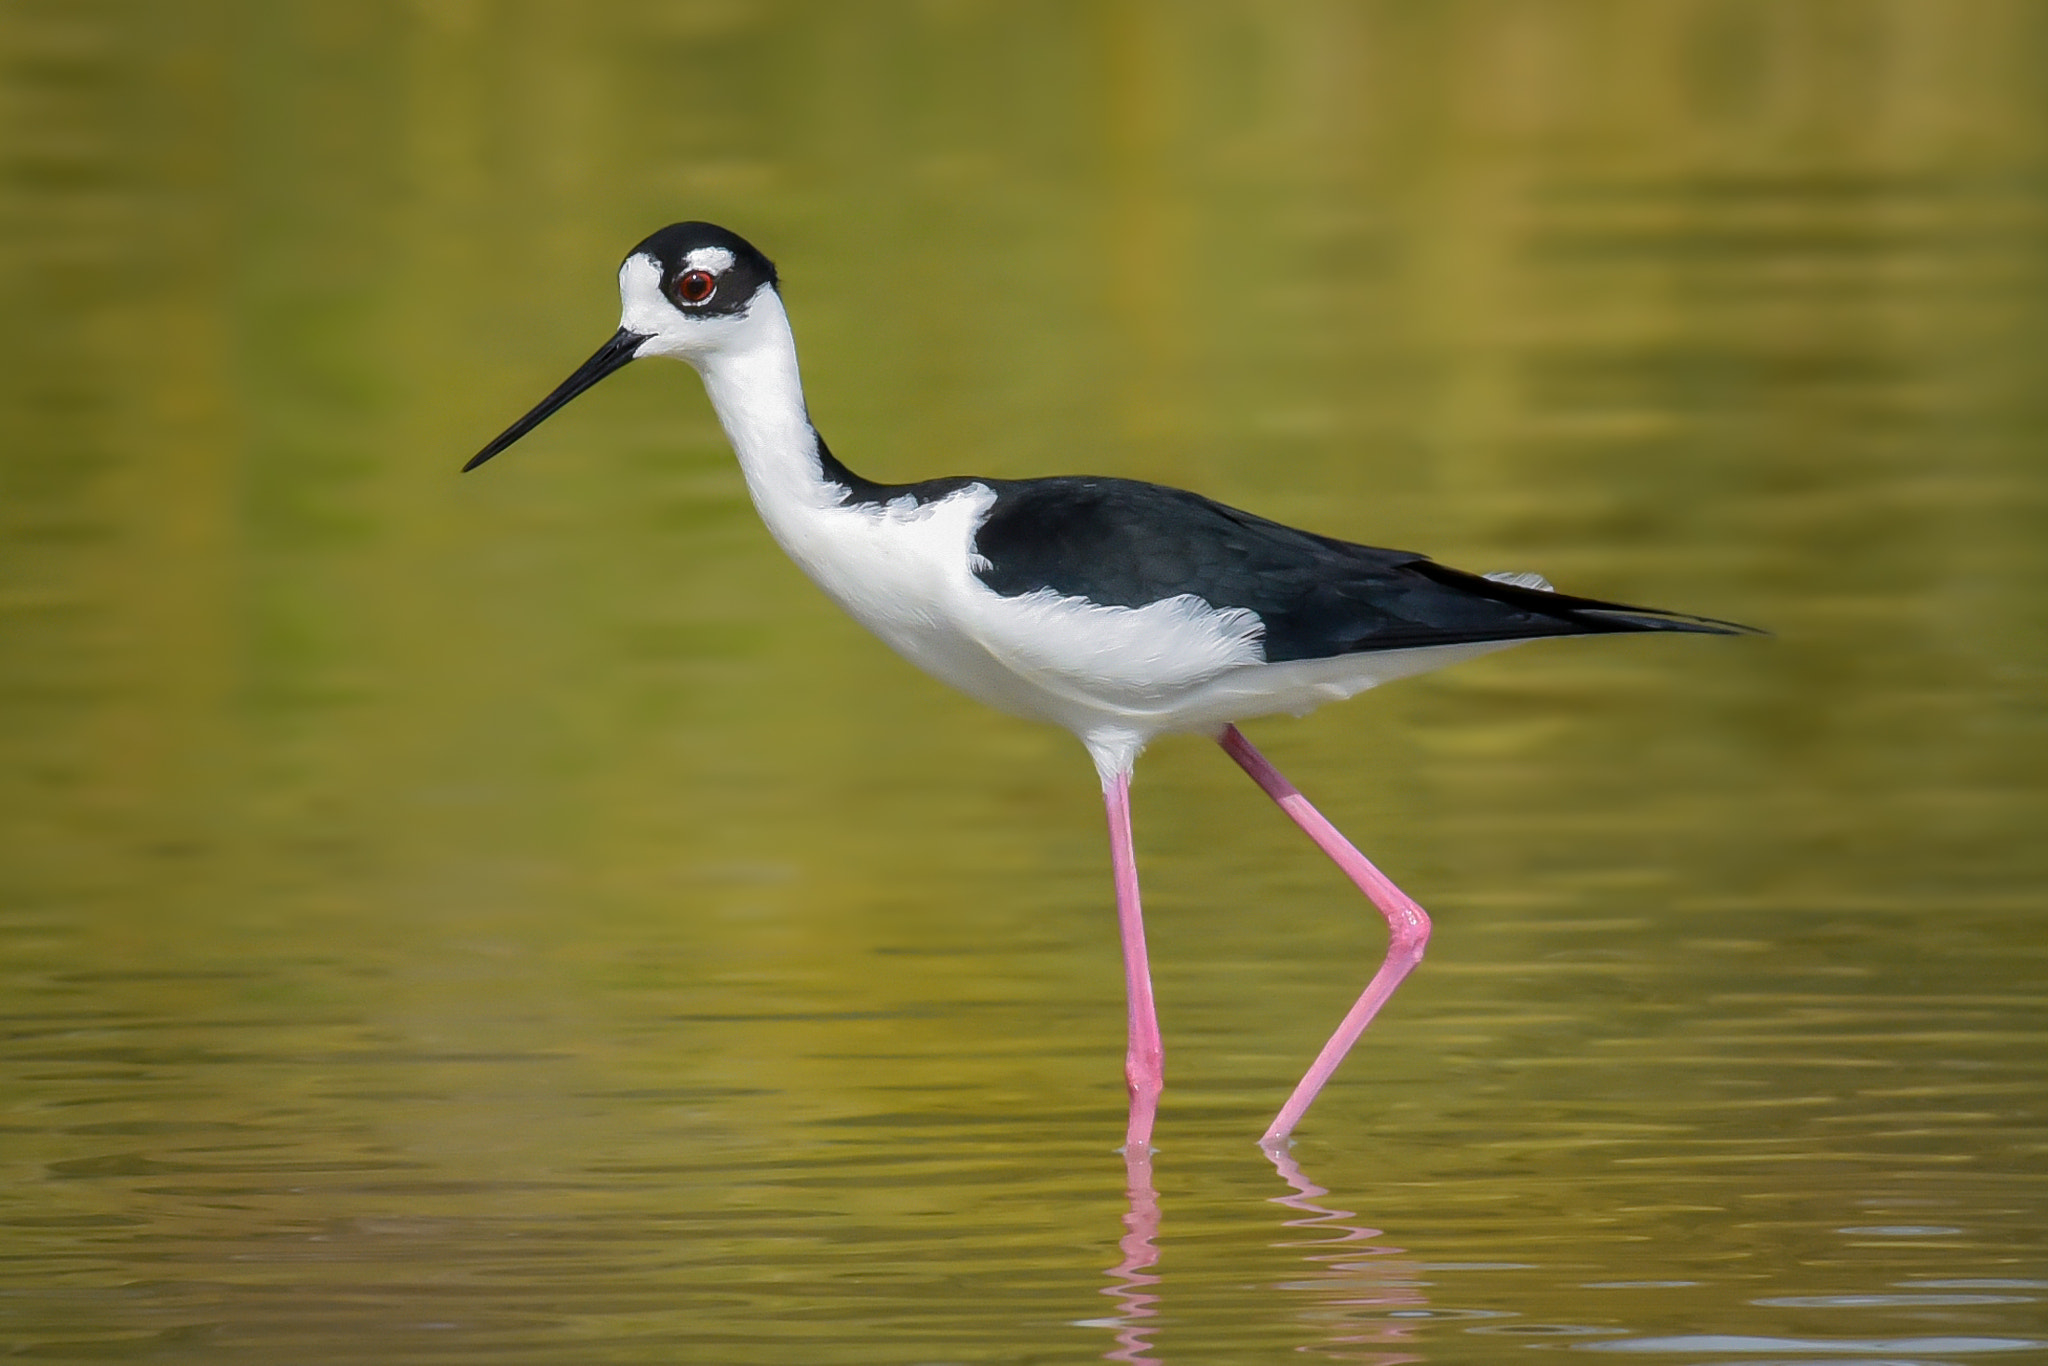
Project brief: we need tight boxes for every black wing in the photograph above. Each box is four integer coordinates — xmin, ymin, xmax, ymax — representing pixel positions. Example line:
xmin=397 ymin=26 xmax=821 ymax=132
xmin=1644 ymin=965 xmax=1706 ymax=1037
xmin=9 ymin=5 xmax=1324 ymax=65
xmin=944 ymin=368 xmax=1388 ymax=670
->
xmin=967 ymin=476 xmax=1754 ymax=664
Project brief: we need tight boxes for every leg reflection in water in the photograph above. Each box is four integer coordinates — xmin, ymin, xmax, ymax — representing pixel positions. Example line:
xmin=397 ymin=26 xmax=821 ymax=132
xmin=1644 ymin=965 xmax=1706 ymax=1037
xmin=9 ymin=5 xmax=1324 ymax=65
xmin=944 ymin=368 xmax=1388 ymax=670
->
xmin=1094 ymin=1145 xmax=1162 ymax=1365
xmin=1267 ymin=1146 xmax=1429 ymax=1362
xmin=1089 ymin=1141 xmax=1431 ymax=1363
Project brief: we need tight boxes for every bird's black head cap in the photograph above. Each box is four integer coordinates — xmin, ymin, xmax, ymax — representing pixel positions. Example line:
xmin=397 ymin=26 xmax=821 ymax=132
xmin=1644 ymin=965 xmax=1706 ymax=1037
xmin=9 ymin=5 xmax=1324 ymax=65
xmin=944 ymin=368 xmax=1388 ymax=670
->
xmin=628 ymin=221 xmax=779 ymax=318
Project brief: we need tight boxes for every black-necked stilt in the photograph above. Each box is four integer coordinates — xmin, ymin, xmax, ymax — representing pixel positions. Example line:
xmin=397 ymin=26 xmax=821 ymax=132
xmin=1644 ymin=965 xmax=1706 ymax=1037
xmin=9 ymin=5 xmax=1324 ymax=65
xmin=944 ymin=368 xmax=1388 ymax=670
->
xmin=466 ymin=222 xmax=1755 ymax=1152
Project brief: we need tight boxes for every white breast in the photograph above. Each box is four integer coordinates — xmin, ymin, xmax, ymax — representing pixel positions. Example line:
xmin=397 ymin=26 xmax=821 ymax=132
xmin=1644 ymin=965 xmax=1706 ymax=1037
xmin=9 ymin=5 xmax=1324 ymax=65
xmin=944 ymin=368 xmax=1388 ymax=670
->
xmin=764 ymin=483 xmax=1259 ymax=728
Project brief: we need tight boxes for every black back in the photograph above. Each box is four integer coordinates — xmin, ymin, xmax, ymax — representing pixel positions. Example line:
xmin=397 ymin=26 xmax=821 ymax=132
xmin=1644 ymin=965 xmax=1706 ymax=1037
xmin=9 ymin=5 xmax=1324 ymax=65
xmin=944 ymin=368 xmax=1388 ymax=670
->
xmin=970 ymin=476 xmax=1749 ymax=660
xmin=816 ymin=446 xmax=1752 ymax=661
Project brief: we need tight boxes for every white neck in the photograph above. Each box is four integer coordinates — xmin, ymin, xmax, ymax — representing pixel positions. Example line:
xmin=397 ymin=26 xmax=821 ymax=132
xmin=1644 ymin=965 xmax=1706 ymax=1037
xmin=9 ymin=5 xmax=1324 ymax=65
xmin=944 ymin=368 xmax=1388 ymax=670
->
xmin=681 ymin=289 xmax=841 ymax=528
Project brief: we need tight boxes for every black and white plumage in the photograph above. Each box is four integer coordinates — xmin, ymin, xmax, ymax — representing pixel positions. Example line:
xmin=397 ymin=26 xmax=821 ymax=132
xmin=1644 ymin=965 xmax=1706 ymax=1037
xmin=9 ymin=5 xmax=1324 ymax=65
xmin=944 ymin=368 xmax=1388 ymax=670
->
xmin=467 ymin=221 xmax=1754 ymax=1152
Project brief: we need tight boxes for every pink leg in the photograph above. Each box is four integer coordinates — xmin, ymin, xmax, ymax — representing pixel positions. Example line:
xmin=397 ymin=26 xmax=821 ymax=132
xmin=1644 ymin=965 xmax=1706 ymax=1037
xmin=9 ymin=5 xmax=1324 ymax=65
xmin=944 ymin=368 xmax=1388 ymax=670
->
xmin=1217 ymin=724 xmax=1432 ymax=1148
xmin=1103 ymin=770 xmax=1163 ymax=1153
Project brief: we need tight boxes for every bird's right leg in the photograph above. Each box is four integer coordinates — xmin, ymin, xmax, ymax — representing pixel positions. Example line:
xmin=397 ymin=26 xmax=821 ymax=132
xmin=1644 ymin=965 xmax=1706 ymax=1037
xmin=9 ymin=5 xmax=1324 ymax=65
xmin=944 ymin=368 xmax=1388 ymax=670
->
xmin=1102 ymin=769 xmax=1163 ymax=1153
xmin=1217 ymin=725 xmax=1431 ymax=1148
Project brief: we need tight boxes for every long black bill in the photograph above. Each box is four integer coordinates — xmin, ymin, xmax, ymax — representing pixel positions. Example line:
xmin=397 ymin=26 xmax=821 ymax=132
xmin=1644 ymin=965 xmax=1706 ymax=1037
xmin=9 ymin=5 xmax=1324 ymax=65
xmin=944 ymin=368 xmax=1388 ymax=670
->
xmin=463 ymin=327 xmax=650 ymax=472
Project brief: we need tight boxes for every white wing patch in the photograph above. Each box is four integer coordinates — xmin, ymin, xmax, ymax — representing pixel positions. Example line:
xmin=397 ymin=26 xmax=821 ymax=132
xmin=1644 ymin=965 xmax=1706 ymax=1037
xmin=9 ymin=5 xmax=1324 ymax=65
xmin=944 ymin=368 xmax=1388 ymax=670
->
xmin=777 ymin=480 xmax=1272 ymax=731
xmin=1484 ymin=570 xmax=1555 ymax=592
xmin=967 ymin=587 xmax=1266 ymax=711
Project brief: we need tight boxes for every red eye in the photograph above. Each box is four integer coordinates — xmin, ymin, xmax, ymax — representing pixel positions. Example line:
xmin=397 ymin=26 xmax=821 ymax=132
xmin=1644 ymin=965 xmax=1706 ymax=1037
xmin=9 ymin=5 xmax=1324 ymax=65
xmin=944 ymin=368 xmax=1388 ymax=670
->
xmin=675 ymin=270 xmax=716 ymax=304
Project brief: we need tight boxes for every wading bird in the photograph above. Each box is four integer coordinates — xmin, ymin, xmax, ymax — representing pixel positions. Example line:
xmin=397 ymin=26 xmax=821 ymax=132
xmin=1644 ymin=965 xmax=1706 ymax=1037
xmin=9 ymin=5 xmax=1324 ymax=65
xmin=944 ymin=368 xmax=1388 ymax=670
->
xmin=466 ymin=222 xmax=1753 ymax=1151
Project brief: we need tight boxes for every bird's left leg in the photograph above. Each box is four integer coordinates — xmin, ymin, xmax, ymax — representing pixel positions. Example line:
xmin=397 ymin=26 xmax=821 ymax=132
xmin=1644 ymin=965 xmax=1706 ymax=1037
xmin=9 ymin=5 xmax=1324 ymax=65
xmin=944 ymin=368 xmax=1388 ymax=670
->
xmin=1102 ymin=768 xmax=1163 ymax=1153
xmin=1216 ymin=725 xmax=1431 ymax=1148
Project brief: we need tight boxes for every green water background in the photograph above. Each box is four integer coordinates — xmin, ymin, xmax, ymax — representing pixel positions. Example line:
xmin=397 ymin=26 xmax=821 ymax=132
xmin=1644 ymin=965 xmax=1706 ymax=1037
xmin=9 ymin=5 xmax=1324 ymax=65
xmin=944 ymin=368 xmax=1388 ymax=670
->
xmin=2 ymin=3 xmax=2044 ymax=1361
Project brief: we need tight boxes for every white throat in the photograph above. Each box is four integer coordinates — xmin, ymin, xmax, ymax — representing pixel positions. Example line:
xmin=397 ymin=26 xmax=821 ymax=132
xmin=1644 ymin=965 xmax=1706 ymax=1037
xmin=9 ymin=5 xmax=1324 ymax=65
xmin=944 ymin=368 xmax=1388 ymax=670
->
xmin=643 ymin=282 xmax=848 ymax=561
xmin=612 ymin=255 xmax=827 ymax=517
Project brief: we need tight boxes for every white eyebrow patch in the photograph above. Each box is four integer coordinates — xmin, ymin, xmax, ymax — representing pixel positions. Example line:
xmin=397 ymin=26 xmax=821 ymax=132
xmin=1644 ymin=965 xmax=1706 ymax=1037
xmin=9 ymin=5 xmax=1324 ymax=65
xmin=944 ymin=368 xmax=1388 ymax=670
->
xmin=684 ymin=246 xmax=737 ymax=274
